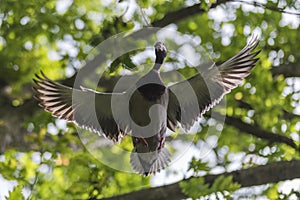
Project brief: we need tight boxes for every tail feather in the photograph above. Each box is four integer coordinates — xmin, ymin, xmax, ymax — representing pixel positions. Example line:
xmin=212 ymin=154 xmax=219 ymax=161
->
xmin=130 ymin=148 xmax=171 ymax=176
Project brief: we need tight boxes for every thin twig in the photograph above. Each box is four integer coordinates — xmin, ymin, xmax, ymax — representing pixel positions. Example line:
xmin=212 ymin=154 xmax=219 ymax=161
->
xmin=233 ymin=0 xmax=300 ymax=16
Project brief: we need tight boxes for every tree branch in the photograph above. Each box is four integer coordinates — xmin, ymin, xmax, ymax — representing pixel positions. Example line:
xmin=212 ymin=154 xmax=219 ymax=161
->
xmin=271 ymin=61 xmax=300 ymax=77
xmin=100 ymin=160 xmax=300 ymax=200
xmin=151 ymin=0 xmax=300 ymax=28
xmin=224 ymin=115 xmax=299 ymax=151
xmin=152 ymin=0 xmax=230 ymax=27
xmin=203 ymin=111 xmax=299 ymax=152
xmin=233 ymin=0 xmax=300 ymax=16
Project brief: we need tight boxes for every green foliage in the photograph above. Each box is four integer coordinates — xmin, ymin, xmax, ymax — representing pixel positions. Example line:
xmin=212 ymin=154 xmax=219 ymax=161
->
xmin=1 ymin=0 xmax=300 ymax=199
xmin=180 ymin=175 xmax=241 ymax=199
xmin=201 ymin=0 xmax=217 ymax=11
xmin=7 ymin=184 xmax=23 ymax=200
xmin=188 ymin=157 xmax=209 ymax=173
xmin=180 ymin=177 xmax=209 ymax=199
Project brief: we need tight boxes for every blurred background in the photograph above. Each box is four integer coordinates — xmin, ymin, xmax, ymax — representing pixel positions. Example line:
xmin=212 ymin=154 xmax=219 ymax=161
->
xmin=0 ymin=0 xmax=300 ymax=199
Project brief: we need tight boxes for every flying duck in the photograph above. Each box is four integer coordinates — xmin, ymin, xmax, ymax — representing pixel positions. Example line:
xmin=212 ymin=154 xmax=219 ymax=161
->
xmin=33 ymin=36 xmax=260 ymax=175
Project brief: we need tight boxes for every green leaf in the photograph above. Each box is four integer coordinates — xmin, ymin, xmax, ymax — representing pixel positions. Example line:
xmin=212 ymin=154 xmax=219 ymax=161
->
xmin=7 ymin=184 xmax=23 ymax=200
xmin=188 ymin=157 xmax=209 ymax=172
xmin=179 ymin=177 xmax=210 ymax=199
xmin=180 ymin=176 xmax=241 ymax=199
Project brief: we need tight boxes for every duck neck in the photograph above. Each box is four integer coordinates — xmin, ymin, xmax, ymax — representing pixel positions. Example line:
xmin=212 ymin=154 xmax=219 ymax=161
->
xmin=155 ymin=55 xmax=164 ymax=64
xmin=153 ymin=63 xmax=162 ymax=70
xmin=154 ymin=56 xmax=165 ymax=70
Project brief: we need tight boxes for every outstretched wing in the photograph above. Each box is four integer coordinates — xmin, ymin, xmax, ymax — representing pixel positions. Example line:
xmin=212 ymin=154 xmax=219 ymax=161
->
xmin=33 ymin=72 xmax=126 ymax=142
xmin=167 ymin=36 xmax=260 ymax=131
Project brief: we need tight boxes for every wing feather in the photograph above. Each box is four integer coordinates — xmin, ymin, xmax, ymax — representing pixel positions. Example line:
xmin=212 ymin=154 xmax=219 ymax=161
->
xmin=167 ymin=36 xmax=260 ymax=130
xmin=33 ymin=72 xmax=126 ymax=142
